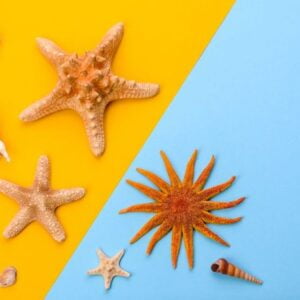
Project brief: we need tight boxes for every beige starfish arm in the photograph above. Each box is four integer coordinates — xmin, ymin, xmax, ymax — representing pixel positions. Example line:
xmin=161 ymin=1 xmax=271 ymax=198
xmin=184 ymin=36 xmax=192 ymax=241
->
xmin=200 ymin=211 xmax=242 ymax=225
xmin=87 ymin=267 xmax=101 ymax=275
xmin=49 ymin=187 xmax=85 ymax=208
xmin=3 ymin=207 xmax=34 ymax=238
xmin=146 ymin=220 xmax=172 ymax=254
xmin=103 ymin=274 xmax=113 ymax=290
xmin=0 ymin=179 xmax=30 ymax=205
xmin=95 ymin=22 xmax=124 ymax=67
xmin=193 ymin=155 xmax=215 ymax=191
xmin=37 ymin=211 xmax=66 ymax=242
xmin=36 ymin=37 xmax=68 ymax=66
xmin=34 ymin=155 xmax=50 ymax=190
xmin=160 ymin=151 xmax=181 ymax=187
xmin=115 ymin=267 xmax=130 ymax=278
xmin=106 ymin=78 xmax=159 ymax=102
xmin=76 ymin=102 xmax=106 ymax=157
xmin=112 ymin=249 xmax=125 ymax=264
xmin=137 ymin=168 xmax=170 ymax=193
xmin=96 ymin=249 xmax=109 ymax=261
xmin=171 ymin=224 xmax=182 ymax=268
xmin=20 ymin=88 xmax=68 ymax=122
xmin=183 ymin=150 xmax=198 ymax=186
xmin=182 ymin=224 xmax=194 ymax=269
xmin=193 ymin=221 xmax=229 ymax=246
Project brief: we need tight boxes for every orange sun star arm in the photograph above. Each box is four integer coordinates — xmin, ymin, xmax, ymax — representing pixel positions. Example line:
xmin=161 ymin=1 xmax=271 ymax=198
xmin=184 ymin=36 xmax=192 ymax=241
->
xmin=119 ymin=202 xmax=162 ymax=214
xmin=160 ymin=151 xmax=181 ymax=187
xmin=146 ymin=220 xmax=172 ymax=254
xmin=200 ymin=211 xmax=242 ymax=224
xmin=198 ymin=197 xmax=245 ymax=211
xmin=129 ymin=213 xmax=166 ymax=244
xmin=182 ymin=224 xmax=194 ymax=268
xmin=196 ymin=176 xmax=236 ymax=200
xmin=193 ymin=221 xmax=229 ymax=247
xmin=193 ymin=155 xmax=215 ymax=190
xmin=171 ymin=224 xmax=182 ymax=268
xmin=183 ymin=150 xmax=197 ymax=186
xmin=137 ymin=168 xmax=170 ymax=193
xmin=126 ymin=179 xmax=165 ymax=202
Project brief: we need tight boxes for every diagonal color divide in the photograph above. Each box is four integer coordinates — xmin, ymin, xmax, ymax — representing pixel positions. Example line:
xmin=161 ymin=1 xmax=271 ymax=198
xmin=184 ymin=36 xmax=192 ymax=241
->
xmin=48 ymin=0 xmax=300 ymax=299
xmin=0 ymin=1 xmax=234 ymax=299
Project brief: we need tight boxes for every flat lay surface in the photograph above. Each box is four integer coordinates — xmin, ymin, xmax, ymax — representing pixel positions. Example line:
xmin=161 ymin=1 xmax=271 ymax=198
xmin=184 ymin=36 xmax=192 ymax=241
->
xmin=0 ymin=0 xmax=234 ymax=298
xmin=48 ymin=0 xmax=300 ymax=299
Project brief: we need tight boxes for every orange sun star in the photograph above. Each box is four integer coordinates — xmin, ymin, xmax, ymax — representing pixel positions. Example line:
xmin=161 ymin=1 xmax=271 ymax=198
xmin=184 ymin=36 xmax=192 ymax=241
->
xmin=119 ymin=150 xmax=245 ymax=268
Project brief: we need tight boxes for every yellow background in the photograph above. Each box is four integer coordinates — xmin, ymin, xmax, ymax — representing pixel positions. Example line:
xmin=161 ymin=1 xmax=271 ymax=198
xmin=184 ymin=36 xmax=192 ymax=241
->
xmin=0 ymin=0 xmax=234 ymax=298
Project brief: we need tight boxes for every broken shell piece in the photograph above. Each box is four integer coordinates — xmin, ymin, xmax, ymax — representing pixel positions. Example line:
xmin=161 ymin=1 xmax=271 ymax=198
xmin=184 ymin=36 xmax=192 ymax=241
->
xmin=0 ymin=267 xmax=17 ymax=287
xmin=0 ymin=140 xmax=10 ymax=161
xmin=211 ymin=258 xmax=263 ymax=285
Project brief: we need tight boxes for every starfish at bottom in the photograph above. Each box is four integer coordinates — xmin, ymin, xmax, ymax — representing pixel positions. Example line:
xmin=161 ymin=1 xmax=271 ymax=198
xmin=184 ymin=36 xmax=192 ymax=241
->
xmin=87 ymin=249 xmax=130 ymax=290
xmin=0 ymin=155 xmax=85 ymax=242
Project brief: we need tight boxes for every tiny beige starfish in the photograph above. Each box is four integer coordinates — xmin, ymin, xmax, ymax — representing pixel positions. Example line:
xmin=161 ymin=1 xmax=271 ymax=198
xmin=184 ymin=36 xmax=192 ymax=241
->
xmin=20 ymin=23 xmax=160 ymax=156
xmin=0 ymin=155 xmax=85 ymax=242
xmin=87 ymin=249 xmax=130 ymax=290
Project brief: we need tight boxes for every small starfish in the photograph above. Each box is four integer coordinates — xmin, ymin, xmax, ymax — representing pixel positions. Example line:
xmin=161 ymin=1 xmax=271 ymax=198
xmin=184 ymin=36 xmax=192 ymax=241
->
xmin=0 ymin=155 xmax=85 ymax=242
xmin=20 ymin=23 xmax=160 ymax=156
xmin=87 ymin=249 xmax=130 ymax=290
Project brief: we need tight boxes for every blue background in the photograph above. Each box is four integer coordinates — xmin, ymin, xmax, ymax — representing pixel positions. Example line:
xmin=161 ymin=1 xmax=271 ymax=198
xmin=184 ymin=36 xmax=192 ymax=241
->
xmin=48 ymin=0 xmax=300 ymax=299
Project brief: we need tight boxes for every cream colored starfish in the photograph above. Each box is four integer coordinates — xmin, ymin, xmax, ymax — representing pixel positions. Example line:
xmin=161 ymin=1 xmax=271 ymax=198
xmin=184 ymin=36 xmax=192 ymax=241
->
xmin=20 ymin=23 xmax=160 ymax=156
xmin=87 ymin=249 xmax=130 ymax=290
xmin=0 ymin=155 xmax=85 ymax=242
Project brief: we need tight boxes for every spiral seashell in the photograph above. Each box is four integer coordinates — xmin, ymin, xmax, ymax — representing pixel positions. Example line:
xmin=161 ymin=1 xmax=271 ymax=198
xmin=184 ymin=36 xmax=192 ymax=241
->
xmin=0 ymin=267 xmax=17 ymax=287
xmin=211 ymin=258 xmax=263 ymax=285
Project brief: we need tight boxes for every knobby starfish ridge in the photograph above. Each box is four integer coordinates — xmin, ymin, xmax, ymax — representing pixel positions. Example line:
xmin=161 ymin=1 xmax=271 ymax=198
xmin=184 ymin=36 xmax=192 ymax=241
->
xmin=20 ymin=23 xmax=160 ymax=156
xmin=120 ymin=150 xmax=245 ymax=268
xmin=0 ymin=155 xmax=85 ymax=242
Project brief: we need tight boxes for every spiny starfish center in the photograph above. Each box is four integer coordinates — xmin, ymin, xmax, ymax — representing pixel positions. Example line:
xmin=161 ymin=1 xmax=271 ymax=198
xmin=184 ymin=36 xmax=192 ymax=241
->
xmin=59 ymin=52 xmax=116 ymax=103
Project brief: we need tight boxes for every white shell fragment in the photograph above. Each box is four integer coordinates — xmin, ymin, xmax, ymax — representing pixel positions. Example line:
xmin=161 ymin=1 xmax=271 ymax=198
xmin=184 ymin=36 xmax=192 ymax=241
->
xmin=0 ymin=266 xmax=17 ymax=287
xmin=0 ymin=140 xmax=10 ymax=161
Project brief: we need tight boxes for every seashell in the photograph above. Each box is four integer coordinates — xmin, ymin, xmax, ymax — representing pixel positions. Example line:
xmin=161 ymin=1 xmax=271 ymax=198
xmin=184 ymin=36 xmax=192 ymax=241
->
xmin=0 ymin=140 xmax=10 ymax=162
xmin=211 ymin=258 xmax=263 ymax=285
xmin=0 ymin=267 xmax=17 ymax=287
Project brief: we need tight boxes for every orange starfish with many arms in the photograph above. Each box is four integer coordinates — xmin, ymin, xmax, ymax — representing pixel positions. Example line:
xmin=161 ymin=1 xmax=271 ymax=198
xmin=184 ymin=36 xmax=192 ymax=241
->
xmin=120 ymin=150 xmax=245 ymax=268
xmin=20 ymin=23 xmax=159 ymax=156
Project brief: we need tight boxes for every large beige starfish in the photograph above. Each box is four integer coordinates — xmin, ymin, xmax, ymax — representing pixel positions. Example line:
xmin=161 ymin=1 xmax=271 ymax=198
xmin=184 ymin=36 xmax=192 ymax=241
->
xmin=87 ymin=249 xmax=130 ymax=290
xmin=20 ymin=23 xmax=160 ymax=156
xmin=0 ymin=155 xmax=85 ymax=242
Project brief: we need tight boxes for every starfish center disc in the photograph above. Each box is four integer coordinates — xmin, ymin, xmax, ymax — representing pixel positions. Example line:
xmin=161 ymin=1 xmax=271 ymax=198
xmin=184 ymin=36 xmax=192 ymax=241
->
xmin=167 ymin=187 xmax=197 ymax=217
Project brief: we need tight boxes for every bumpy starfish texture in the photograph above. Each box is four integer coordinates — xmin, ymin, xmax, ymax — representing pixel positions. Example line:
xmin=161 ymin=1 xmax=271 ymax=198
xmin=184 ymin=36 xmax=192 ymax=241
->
xmin=20 ymin=23 xmax=160 ymax=156
xmin=0 ymin=155 xmax=85 ymax=242
xmin=120 ymin=150 xmax=245 ymax=268
xmin=87 ymin=249 xmax=130 ymax=290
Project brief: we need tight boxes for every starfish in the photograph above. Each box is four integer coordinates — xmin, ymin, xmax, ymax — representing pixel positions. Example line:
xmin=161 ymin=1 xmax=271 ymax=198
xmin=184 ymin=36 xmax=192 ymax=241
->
xmin=87 ymin=249 xmax=130 ymax=290
xmin=20 ymin=23 xmax=160 ymax=156
xmin=0 ymin=155 xmax=85 ymax=242
xmin=120 ymin=150 xmax=245 ymax=268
